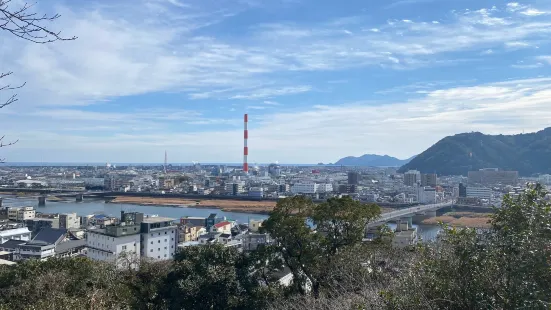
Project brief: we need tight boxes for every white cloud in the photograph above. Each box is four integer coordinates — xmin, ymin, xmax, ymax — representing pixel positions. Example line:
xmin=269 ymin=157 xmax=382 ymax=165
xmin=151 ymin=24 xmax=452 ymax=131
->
xmin=2 ymin=1 xmax=551 ymax=163
xmin=536 ymin=56 xmax=551 ymax=64
xmin=505 ymin=41 xmax=532 ymax=49
xmin=2 ymin=1 xmax=551 ymax=110
xmin=521 ymin=8 xmax=549 ymax=16
xmin=6 ymin=77 xmax=551 ymax=163
xmin=229 ymin=86 xmax=312 ymax=100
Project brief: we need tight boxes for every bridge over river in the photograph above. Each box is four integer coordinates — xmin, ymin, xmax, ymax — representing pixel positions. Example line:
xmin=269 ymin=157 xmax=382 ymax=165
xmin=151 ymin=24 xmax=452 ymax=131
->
xmin=368 ymin=200 xmax=454 ymax=228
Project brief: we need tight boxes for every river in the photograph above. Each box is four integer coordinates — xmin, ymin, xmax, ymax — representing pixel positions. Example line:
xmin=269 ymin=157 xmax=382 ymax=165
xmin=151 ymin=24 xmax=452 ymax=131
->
xmin=2 ymin=196 xmax=441 ymax=241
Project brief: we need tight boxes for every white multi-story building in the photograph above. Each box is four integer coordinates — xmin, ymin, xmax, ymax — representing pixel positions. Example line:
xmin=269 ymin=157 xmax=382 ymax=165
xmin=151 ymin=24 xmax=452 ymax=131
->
xmin=467 ymin=187 xmax=492 ymax=201
xmin=8 ymin=207 xmax=35 ymax=222
xmin=291 ymin=183 xmax=333 ymax=194
xmin=86 ymin=224 xmax=141 ymax=268
xmin=417 ymin=186 xmax=437 ymax=204
xmin=141 ymin=216 xmax=178 ymax=261
xmin=0 ymin=227 xmax=32 ymax=244
xmin=291 ymin=183 xmax=317 ymax=194
xmin=60 ymin=213 xmax=81 ymax=229
xmin=316 ymin=183 xmax=333 ymax=193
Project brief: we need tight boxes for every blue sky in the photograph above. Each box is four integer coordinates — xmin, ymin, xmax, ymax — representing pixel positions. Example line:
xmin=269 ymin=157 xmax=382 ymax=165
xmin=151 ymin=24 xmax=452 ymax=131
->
xmin=1 ymin=0 xmax=551 ymax=164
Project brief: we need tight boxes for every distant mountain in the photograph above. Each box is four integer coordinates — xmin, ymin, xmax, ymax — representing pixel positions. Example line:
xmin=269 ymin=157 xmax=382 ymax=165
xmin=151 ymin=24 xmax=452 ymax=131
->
xmin=335 ymin=154 xmax=415 ymax=167
xmin=398 ymin=128 xmax=551 ymax=176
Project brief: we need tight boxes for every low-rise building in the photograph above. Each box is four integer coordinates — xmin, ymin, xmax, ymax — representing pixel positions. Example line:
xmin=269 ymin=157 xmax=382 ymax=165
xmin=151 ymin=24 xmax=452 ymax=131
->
xmin=242 ymin=233 xmax=272 ymax=251
xmin=180 ymin=216 xmax=206 ymax=227
xmin=248 ymin=219 xmax=264 ymax=232
xmin=0 ymin=227 xmax=32 ymax=244
xmin=467 ymin=187 xmax=492 ymax=201
xmin=7 ymin=207 xmax=35 ymax=222
xmin=211 ymin=221 xmax=232 ymax=234
xmin=15 ymin=228 xmax=85 ymax=261
xmin=25 ymin=218 xmax=60 ymax=234
xmin=59 ymin=213 xmax=80 ymax=229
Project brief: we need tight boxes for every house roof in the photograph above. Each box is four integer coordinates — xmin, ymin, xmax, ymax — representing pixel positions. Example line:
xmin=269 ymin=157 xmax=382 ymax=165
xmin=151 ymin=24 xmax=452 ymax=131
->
xmin=28 ymin=228 xmax=67 ymax=246
xmin=55 ymin=239 xmax=86 ymax=254
xmin=214 ymin=221 xmax=231 ymax=228
xmin=0 ymin=228 xmax=31 ymax=237
xmin=0 ymin=239 xmax=26 ymax=249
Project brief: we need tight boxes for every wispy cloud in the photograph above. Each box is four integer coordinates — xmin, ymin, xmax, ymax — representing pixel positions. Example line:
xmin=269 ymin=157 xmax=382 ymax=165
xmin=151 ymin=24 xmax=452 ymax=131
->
xmin=229 ymin=86 xmax=312 ymax=100
xmin=11 ymin=77 xmax=551 ymax=163
xmin=536 ymin=55 xmax=551 ymax=64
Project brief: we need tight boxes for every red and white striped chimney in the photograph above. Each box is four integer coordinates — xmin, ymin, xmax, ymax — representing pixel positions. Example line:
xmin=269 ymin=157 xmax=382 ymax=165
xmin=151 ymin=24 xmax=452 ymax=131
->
xmin=243 ymin=113 xmax=249 ymax=173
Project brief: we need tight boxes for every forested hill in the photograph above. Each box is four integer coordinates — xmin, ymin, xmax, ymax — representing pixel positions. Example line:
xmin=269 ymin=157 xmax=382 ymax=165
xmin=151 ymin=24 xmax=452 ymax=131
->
xmin=398 ymin=128 xmax=551 ymax=176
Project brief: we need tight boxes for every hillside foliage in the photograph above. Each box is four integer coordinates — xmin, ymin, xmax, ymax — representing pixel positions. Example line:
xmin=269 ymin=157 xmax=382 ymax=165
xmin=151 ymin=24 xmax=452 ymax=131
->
xmin=0 ymin=189 xmax=550 ymax=309
xmin=399 ymin=128 xmax=551 ymax=176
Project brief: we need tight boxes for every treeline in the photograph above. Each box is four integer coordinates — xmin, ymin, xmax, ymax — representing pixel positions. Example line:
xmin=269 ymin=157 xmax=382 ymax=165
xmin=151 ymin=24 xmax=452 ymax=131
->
xmin=0 ymin=188 xmax=550 ymax=310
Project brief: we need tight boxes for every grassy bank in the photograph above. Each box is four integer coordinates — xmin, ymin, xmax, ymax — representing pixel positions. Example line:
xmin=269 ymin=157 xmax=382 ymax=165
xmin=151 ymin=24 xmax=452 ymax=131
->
xmin=110 ymin=196 xmax=277 ymax=214
xmin=422 ymin=211 xmax=492 ymax=228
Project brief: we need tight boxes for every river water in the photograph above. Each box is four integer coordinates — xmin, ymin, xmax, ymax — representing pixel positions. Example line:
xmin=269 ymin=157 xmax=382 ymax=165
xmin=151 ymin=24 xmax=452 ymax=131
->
xmin=2 ymin=196 xmax=441 ymax=241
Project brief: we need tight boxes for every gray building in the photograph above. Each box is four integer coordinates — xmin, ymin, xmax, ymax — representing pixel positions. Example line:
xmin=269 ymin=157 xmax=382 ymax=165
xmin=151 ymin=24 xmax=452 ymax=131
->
xmin=421 ymin=174 xmax=437 ymax=187
xmin=348 ymin=172 xmax=360 ymax=185
xmin=468 ymin=169 xmax=518 ymax=186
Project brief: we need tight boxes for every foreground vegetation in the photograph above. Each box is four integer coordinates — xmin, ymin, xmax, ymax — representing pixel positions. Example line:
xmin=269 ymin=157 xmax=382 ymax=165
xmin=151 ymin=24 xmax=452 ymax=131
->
xmin=0 ymin=187 xmax=550 ymax=310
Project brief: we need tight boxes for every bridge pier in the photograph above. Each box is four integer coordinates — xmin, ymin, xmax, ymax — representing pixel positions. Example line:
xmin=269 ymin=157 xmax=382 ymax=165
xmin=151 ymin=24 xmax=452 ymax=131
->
xmin=0 ymin=197 xmax=2 ymax=207
xmin=38 ymin=195 xmax=46 ymax=206
xmin=426 ymin=210 xmax=437 ymax=218
xmin=76 ymin=194 xmax=83 ymax=202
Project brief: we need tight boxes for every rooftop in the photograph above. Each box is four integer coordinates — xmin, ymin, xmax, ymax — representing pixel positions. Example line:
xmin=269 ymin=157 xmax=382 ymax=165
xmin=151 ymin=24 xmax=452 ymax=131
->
xmin=0 ymin=227 xmax=31 ymax=237
xmin=142 ymin=216 xmax=174 ymax=223
xmin=214 ymin=221 xmax=231 ymax=228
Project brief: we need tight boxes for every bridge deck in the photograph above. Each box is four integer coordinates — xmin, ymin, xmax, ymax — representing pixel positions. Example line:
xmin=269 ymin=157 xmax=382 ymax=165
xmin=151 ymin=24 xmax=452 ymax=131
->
xmin=369 ymin=201 xmax=453 ymax=226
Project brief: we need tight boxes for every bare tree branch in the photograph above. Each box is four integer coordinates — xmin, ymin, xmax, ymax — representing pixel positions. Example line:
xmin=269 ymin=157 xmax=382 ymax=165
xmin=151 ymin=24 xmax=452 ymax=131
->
xmin=0 ymin=0 xmax=77 ymax=43
xmin=0 ymin=1 xmax=77 ymax=160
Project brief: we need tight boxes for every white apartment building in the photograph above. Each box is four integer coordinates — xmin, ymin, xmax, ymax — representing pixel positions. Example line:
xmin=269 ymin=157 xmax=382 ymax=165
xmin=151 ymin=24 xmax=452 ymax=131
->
xmin=291 ymin=183 xmax=333 ymax=194
xmin=291 ymin=183 xmax=317 ymax=194
xmin=86 ymin=225 xmax=142 ymax=268
xmin=417 ymin=186 xmax=437 ymax=204
xmin=141 ymin=216 xmax=178 ymax=261
xmin=467 ymin=187 xmax=492 ymax=201
xmin=60 ymin=213 xmax=81 ymax=229
xmin=316 ymin=183 xmax=333 ymax=193
xmin=0 ymin=227 xmax=32 ymax=244
xmin=8 ymin=207 xmax=35 ymax=221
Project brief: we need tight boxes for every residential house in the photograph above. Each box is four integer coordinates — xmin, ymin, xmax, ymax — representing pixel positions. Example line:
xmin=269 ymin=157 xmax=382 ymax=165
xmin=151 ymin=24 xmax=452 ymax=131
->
xmin=248 ymin=219 xmax=264 ymax=232
xmin=243 ymin=233 xmax=272 ymax=252
xmin=15 ymin=228 xmax=86 ymax=261
xmin=210 ymin=221 xmax=232 ymax=234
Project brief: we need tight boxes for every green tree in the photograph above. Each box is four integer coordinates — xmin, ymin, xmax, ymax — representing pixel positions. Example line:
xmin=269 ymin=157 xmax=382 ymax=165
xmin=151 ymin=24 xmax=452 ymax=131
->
xmin=384 ymin=184 xmax=551 ymax=309
xmin=158 ymin=244 xmax=273 ymax=310
xmin=263 ymin=196 xmax=380 ymax=298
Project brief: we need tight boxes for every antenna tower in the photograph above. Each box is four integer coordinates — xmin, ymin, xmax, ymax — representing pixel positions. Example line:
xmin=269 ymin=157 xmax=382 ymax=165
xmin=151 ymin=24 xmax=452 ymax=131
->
xmin=164 ymin=150 xmax=167 ymax=174
xmin=243 ymin=114 xmax=249 ymax=173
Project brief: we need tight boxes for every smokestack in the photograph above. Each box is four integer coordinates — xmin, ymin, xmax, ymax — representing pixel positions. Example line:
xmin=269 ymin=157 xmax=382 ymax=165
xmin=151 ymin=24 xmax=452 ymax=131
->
xmin=244 ymin=113 xmax=248 ymax=173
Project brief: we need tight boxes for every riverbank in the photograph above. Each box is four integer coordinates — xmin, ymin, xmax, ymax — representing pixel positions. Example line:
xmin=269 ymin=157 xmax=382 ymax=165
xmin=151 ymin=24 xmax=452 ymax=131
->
xmin=422 ymin=211 xmax=492 ymax=228
xmin=109 ymin=196 xmax=397 ymax=215
xmin=109 ymin=196 xmax=278 ymax=214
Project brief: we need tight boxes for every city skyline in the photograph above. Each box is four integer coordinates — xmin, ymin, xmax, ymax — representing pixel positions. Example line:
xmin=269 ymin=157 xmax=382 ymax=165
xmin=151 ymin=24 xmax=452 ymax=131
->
xmin=1 ymin=0 xmax=551 ymax=163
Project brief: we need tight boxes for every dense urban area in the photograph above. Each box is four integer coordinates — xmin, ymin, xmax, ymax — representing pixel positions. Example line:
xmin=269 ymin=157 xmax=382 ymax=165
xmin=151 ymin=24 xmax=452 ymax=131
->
xmin=0 ymin=162 xmax=542 ymax=261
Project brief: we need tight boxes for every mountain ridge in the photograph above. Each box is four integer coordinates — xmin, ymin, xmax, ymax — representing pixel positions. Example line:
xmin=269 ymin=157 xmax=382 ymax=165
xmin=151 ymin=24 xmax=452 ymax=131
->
xmin=335 ymin=154 xmax=415 ymax=167
xmin=398 ymin=128 xmax=551 ymax=176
